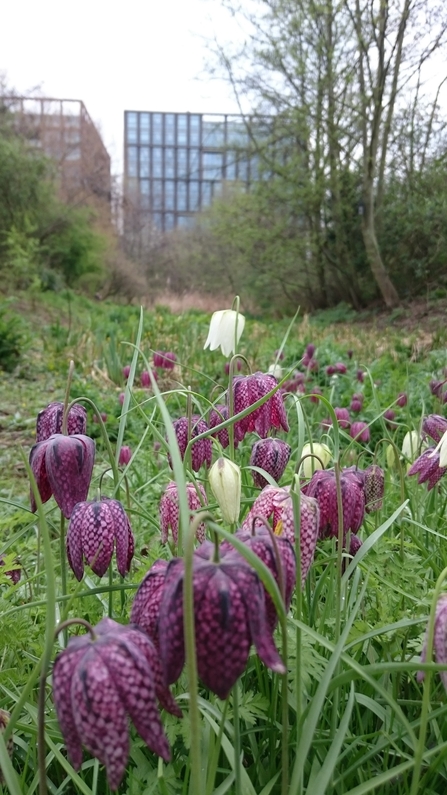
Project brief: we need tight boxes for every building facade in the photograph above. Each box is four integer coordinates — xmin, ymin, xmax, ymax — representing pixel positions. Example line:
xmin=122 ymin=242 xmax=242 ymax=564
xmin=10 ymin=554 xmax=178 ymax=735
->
xmin=123 ymin=110 xmax=268 ymax=232
xmin=3 ymin=97 xmax=111 ymax=208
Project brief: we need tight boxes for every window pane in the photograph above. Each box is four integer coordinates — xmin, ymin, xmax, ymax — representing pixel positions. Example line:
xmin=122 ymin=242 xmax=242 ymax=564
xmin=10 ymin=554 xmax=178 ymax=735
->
xmin=225 ymin=156 xmax=237 ymax=180
xmin=139 ymin=147 xmax=150 ymax=177
xmin=165 ymin=114 xmax=175 ymax=145
xmin=177 ymin=114 xmax=188 ymax=145
xmin=202 ymin=120 xmax=225 ymax=147
xmin=140 ymin=179 xmax=150 ymax=208
xmin=237 ymin=159 xmax=248 ymax=181
xmin=127 ymin=146 xmax=138 ymax=177
xmin=165 ymin=180 xmax=175 ymax=210
xmin=189 ymin=181 xmax=200 ymax=211
xmin=250 ymin=155 xmax=259 ymax=181
xmin=165 ymin=147 xmax=175 ymax=178
xmin=126 ymin=112 xmax=138 ymax=144
xmin=227 ymin=120 xmax=248 ymax=146
xmin=202 ymin=182 xmax=212 ymax=206
xmin=152 ymin=212 xmax=163 ymax=228
xmin=140 ymin=113 xmax=150 ymax=143
xmin=178 ymin=214 xmax=194 ymax=228
xmin=177 ymin=181 xmax=187 ymax=211
xmin=152 ymin=147 xmax=163 ymax=178
xmin=189 ymin=149 xmax=200 ymax=179
xmin=177 ymin=148 xmax=188 ymax=178
xmin=203 ymin=152 xmax=223 ymax=180
xmin=190 ymin=114 xmax=201 ymax=146
xmin=165 ymin=212 xmax=175 ymax=230
xmin=152 ymin=180 xmax=163 ymax=210
xmin=152 ymin=113 xmax=163 ymax=144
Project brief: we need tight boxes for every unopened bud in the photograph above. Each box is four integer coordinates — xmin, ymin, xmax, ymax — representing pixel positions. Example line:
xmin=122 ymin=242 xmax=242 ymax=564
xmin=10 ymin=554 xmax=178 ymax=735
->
xmin=209 ymin=457 xmax=241 ymax=524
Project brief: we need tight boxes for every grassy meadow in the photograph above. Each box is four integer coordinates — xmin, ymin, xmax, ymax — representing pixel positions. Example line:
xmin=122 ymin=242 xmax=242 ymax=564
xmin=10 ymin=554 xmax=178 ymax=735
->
xmin=1 ymin=290 xmax=447 ymax=795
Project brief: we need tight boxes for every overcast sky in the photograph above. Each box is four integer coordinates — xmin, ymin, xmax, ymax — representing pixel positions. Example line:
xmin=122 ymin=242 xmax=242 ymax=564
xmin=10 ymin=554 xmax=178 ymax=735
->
xmin=1 ymin=0 xmax=241 ymax=173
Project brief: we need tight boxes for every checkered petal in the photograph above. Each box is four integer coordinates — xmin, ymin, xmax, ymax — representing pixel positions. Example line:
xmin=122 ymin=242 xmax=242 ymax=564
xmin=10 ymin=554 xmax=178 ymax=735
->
xmin=36 ymin=402 xmax=87 ymax=442
xmin=158 ymin=558 xmax=186 ymax=685
xmin=29 ymin=439 xmax=53 ymax=512
xmin=52 ymin=641 xmax=88 ymax=772
xmin=250 ymin=438 xmax=291 ymax=488
xmin=101 ymin=498 xmax=134 ymax=577
xmin=45 ymin=434 xmax=95 ymax=518
xmin=130 ymin=559 xmax=169 ymax=650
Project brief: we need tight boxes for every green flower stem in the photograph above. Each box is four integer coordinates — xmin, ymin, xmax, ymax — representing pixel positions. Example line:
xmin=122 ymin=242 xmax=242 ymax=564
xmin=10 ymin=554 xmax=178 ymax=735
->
xmin=410 ymin=565 xmax=447 ymax=795
xmin=59 ymin=514 xmax=68 ymax=638
xmin=232 ymin=684 xmax=242 ymax=795
xmin=61 ymin=360 xmax=75 ymax=435
xmin=227 ymin=357 xmax=236 ymax=462
xmin=231 ymin=295 xmax=241 ymax=358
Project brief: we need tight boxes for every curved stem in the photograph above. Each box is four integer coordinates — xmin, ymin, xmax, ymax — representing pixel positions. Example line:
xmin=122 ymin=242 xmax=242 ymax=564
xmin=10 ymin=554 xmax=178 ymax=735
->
xmin=61 ymin=361 xmax=75 ymax=436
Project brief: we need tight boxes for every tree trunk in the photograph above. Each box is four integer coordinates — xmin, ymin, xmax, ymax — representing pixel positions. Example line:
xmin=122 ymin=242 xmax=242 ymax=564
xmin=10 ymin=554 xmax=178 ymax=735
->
xmin=362 ymin=199 xmax=400 ymax=307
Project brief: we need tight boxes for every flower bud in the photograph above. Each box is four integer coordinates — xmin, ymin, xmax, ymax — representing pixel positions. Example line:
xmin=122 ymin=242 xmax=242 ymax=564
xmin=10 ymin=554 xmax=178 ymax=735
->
xmin=209 ymin=457 xmax=241 ymax=524
xmin=300 ymin=442 xmax=331 ymax=478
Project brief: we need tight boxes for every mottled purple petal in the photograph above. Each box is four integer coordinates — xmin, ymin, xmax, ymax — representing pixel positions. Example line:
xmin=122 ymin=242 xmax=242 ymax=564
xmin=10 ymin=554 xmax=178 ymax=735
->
xmin=29 ymin=440 xmax=53 ymax=512
xmin=101 ymin=498 xmax=134 ymax=577
xmin=46 ymin=434 xmax=95 ymax=518
xmin=159 ymin=558 xmax=186 ymax=684
xmin=131 ymin=559 xmax=169 ymax=649
xmin=52 ymin=645 xmax=87 ymax=771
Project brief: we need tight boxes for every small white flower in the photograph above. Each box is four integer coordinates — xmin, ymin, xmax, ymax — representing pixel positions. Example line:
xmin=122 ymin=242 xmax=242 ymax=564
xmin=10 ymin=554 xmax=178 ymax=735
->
xmin=401 ymin=431 xmax=420 ymax=462
xmin=204 ymin=309 xmax=245 ymax=357
xmin=209 ymin=457 xmax=241 ymax=524
xmin=431 ymin=429 xmax=447 ymax=468
xmin=300 ymin=442 xmax=332 ymax=478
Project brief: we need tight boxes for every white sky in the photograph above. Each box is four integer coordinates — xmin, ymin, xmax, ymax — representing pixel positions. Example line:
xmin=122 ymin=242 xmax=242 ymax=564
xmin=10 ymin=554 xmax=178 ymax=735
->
xmin=1 ymin=0 xmax=241 ymax=173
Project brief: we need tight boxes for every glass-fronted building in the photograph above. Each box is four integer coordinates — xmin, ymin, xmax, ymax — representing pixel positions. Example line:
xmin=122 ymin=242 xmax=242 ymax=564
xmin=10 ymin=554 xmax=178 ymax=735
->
xmin=124 ymin=111 xmax=268 ymax=232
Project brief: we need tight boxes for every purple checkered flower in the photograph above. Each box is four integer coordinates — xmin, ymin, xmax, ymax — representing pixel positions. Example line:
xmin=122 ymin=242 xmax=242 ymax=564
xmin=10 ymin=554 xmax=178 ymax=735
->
xmin=396 ymin=392 xmax=408 ymax=408
xmin=302 ymin=468 xmax=365 ymax=549
xmin=118 ymin=445 xmax=132 ymax=466
xmin=52 ymin=618 xmax=178 ymax=790
xmin=170 ymin=415 xmax=212 ymax=471
xmin=159 ymin=481 xmax=207 ymax=545
xmin=229 ymin=525 xmax=296 ymax=630
xmin=36 ymin=402 xmax=87 ymax=443
xmin=153 ymin=351 xmax=177 ymax=370
xmin=250 ymin=438 xmax=292 ymax=488
xmin=345 ymin=464 xmax=384 ymax=513
xmin=334 ymin=407 xmax=350 ymax=429
xmin=66 ymin=497 xmax=134 ymax=580
xmin=429 ymin=380 xmax=445 ymax=399
xmin=408 ymin=447 xmax=447 ymax=490
xmin=417 ymin=594 xmax=447 ymax=691
xmin=131 ymin=559 xmax=169 ymax=650
xmin=350 ymin=421 xmax=370 ymax=443
xmin=29 ymin=434 xmax=95 ymax=518
xmin=422 ymin=414 xmax=447 ymax=444
xmin=209 ymin=404 xmax=244 ymax=449
xmin=350 ymin=393 xmax=364 ymax=413
xmin=159 ymin=544 xmax=285 ymax=699
xmin=232 ymin=371 xmax=289 ymax=440
xmin=242 ymin=484 xmax=320 ymax=583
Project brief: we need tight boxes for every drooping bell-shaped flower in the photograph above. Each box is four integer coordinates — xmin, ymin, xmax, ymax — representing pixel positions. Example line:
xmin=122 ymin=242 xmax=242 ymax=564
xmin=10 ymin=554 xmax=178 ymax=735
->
xmin=232 ymin=371 xmax=289 ymax=440
xmin=52 ymin=618 xmax=179 ymax=791
xmin=250 ymin=438 xmax=291 ymax=488
xmin=118 ymin=445 xmax=132 ymax=466
xmin=229 ymin=525 xmax=296 ymax=631
xmin=408 ymin=447 xmax=447 ymax=490
xmin=130 ymin=559 xmax=169 ymax=650
xmin=170 ymin=415 xmax=212 ymax=471
xmin=209 ymin=457 xmax=241 ymax=524
xmin=350 ymin=393 xmax=364 ymax=413
xmin=401 ymin=430 xmax=420 ymax=462
xmin=345 ymin=464 xmax=384 ymax=513
xmin=29 ymin=434 xmax=95 ymax=518
xmin=159 ymin=544 xmax=285 ymax=700
xmin=204 ymin=309 xmax=245 ymax=357
xmin=302 ymin=468 xmax=365 ymax=548
xmin=159 ymin=481 xmax=207 ymax=544
xmin=350 ymin=421 xmax=370 ymax=443
xmin=153 ymin=351 xmax=177 ymax=369
xmin=417 ymin=594 xmax=447 ymax=691
xmin=396 ymin=392 xmax=408 ymax=407
xmin=242 ymin=484 xmax=320 ymax=583
xmin=36 ymin=401 xmax=87 ymax=443
xmin=334 ymin=407 xmax=350 ymax=429
xmin=66 ymin=497 xmax=134 ymax=580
